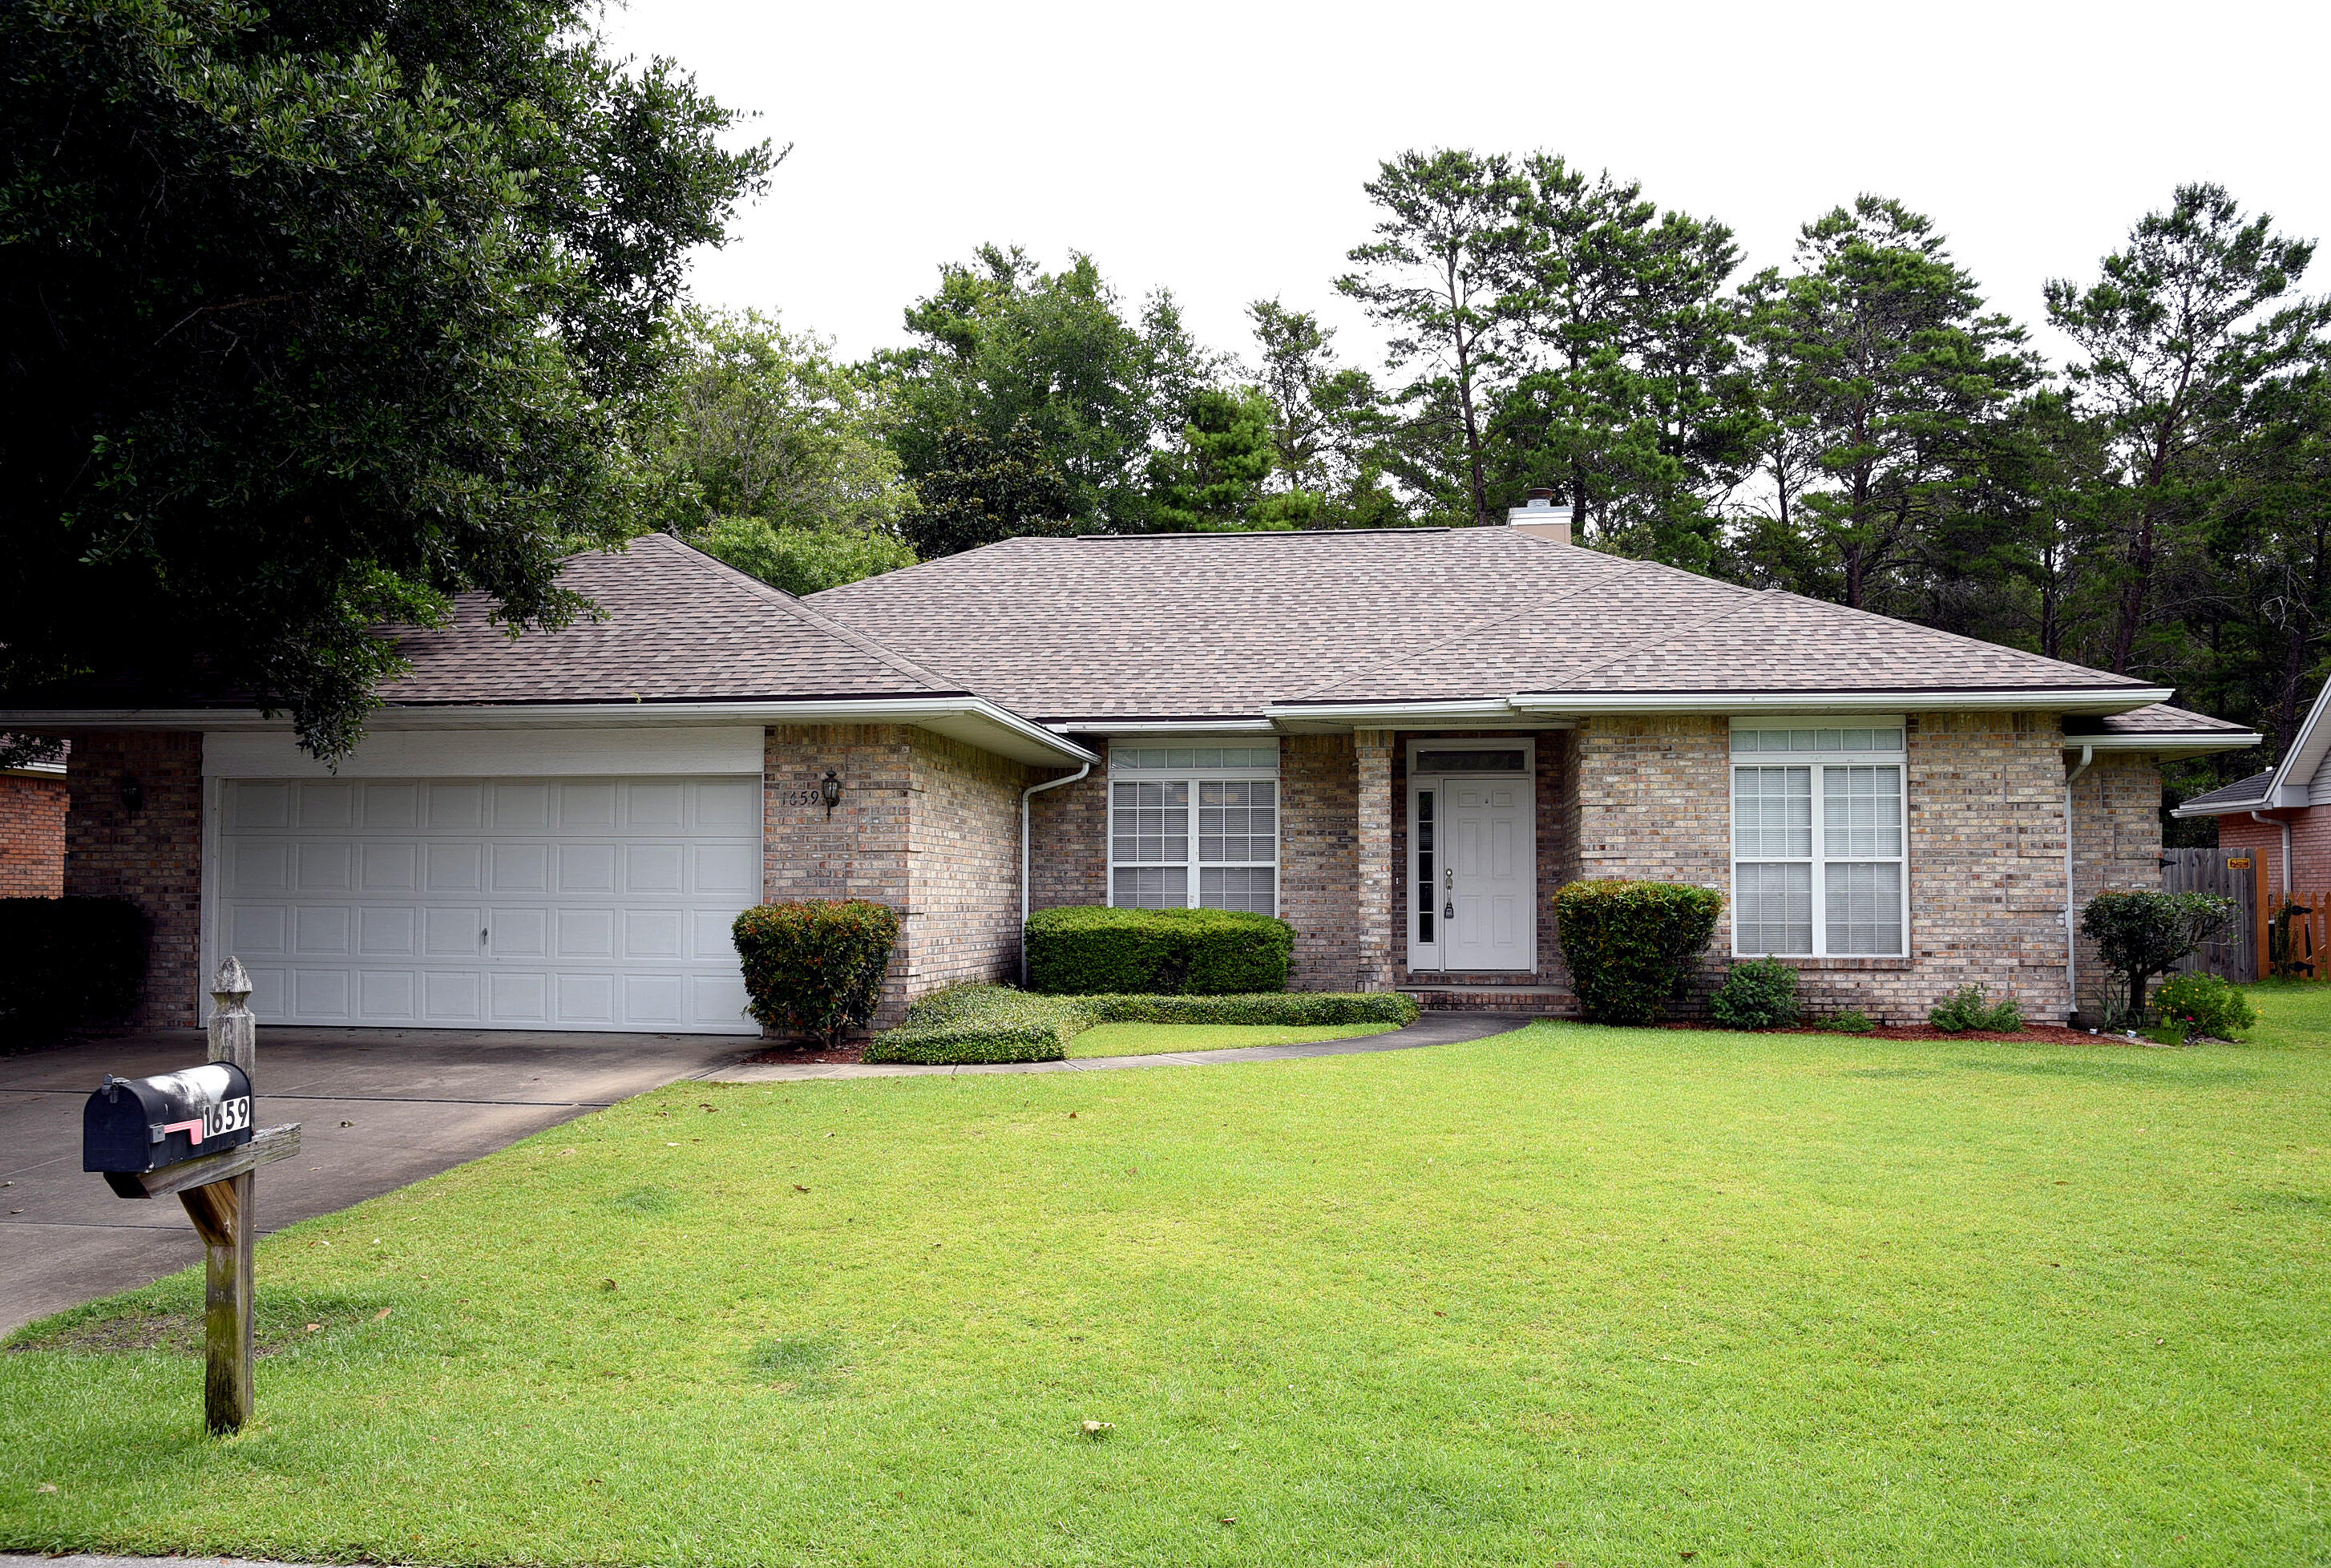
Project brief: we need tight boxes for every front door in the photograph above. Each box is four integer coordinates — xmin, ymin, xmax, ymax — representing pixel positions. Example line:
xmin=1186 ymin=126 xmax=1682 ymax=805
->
xmin=1410 ymin=753 xmax=1534 ymax=972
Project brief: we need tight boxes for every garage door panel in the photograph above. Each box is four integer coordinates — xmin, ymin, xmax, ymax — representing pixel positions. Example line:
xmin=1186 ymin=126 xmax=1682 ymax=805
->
xmin=297 ymin=781 xmax=355 ymax=829
xmin=358 ymin=906 xmax=418 ymax=956
xmin=296 ymin=842 xmax=353 ymax=892
xmin=293 ymin=905 xmax=350 ymax=955
xmin=493 ymin=783 xmax=552 ymax=830
xmin=627 ymin=782 xmax=685 ymax=830
xmin=423 ymin=970 xmax=482 ymax=1022
xmin=627 ymin=844 xmax=685 ymax=894
xmin=360 ymin=971 xmax=417 ymax=1019
xmin=489 ymin=907 xmax=550 ymax=958
xmin=559 ymin=843 xmax=617 ymax=893
xmin=231 ymin=905 xmax=288 ymax=955
xmin=426 ymin=843 xmax=483 ymax=892
xmin=695 ymin=779 xmax=757 ymax=833
xmin=694 ymin=843 xmax=757 ymax=896
xmin=221 ymin=775 xmax=761 ymax=1034
xmin=362 ymin=843 xmax=418 ymax=891
xmin=557 ymin=908 xmax=616 ymax=959
xmin=362 ymin=782 xmax=420 ymax=829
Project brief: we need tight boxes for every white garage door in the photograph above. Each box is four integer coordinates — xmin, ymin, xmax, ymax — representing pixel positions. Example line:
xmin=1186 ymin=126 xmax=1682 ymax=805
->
xmin=218 ymin=776 xmax=761 ymax=1034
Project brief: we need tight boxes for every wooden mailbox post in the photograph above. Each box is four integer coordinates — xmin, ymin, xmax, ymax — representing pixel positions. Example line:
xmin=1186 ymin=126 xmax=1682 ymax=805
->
xmin=83 ymin=957 xmax=301 ymax=1434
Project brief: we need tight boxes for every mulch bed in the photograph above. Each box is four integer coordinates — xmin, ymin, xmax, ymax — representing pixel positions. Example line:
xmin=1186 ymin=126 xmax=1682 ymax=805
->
xmin=739 ymin=1039 xmax=870 ymax=1066
xmin=1665 ymin=1021 xmax=2184 ymax=1046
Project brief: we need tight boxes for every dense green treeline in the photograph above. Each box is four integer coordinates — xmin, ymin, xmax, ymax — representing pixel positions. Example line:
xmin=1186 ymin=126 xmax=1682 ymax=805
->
xmin=642 ymin=160 xmax=2331 ymax=813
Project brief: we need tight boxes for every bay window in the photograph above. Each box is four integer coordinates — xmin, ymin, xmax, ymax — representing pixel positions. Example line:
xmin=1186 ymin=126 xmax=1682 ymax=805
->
xmin=1731 ymin=720 xmax=1908 ymax=957
xmin=1108 ymin=742 xmax=1279 ymax=914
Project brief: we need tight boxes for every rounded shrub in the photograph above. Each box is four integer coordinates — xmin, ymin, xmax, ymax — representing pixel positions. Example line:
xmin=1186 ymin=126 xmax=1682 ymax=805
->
xmin=1552 ymin=879 xmax=1724 ymax=1025
xmin=1928 ymin=985 xmax=2023 ymax=1033
xmin=1025 ymin=906 xmax=1294 ymax=995
xmin=1708 ymin=958 xmax=1799 ymax=1030
xmin=733 ymin=899 xmax=899 ymax=1048
xmin=2148 ymin=972 xmax=2256 ymax=1041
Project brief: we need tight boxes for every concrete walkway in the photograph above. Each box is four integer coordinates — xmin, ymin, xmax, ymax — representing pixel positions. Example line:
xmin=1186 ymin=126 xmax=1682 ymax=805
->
xmin=0 ymin=1026 xmax=753 ymax=1334
xmin=702 ymin=1010 xmax=1539 ymax=1082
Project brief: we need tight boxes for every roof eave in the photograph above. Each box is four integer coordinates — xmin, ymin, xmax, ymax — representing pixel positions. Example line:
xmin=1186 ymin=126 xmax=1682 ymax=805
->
xmin=0 ymin=697 xmax=1095 ymax=767
xmin=1506 ymin=687 xmax=2176 ymax=717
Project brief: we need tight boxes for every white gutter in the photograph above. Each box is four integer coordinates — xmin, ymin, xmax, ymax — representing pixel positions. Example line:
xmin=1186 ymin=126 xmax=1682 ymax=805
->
xmin=2252 ymin=810 xmax=2293 ymax=896
xmin=1020 ymin=762 xmax=1093 ymax=983
xmin=1509 ymin=688 xmax=2176 ymax=717
xmin=2079 ymin=730 xmax=2264 ymax=757
xmin=2064 ymin=744 xmax=2095 ymax=1020
xmin=1048 ymin=719 xmax=1278 ymax=735
xmin=0 ymin=697 xmax=1098 ymax=767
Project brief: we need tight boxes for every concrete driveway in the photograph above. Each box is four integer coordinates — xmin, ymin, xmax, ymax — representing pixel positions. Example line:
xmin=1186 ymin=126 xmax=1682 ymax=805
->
xmin=0 ymin=1026 xmax=753 ymax=1334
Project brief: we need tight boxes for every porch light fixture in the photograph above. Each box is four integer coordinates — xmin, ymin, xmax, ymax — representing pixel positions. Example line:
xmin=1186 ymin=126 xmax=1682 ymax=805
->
xmin=819 ymin=769 xmax=842 ymax=817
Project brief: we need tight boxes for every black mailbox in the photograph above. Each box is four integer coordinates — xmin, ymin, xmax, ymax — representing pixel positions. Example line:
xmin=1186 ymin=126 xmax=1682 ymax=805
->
xmin=83 ymin=1063 xmax=255 ymax=1175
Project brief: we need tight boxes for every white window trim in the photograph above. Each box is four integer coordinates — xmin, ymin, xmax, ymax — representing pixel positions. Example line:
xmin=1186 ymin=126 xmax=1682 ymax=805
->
xmin=1106 ymin=740 xmax=1280 ymax=914
xmin=1405 ymin=738 xmax=1537 ymax=974
xmin=1729 ymin=719 xmax=1909 ymax=959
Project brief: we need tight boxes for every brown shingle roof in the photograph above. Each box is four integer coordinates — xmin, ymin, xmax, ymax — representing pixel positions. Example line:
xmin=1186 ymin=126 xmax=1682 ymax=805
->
xmin=380 ymin=533 xmax=963 ymax=705
xmin=810 ymin=529 xmax=2159 ymax=720
xmin=2070 ymin=704 xmax=2257 ymax=738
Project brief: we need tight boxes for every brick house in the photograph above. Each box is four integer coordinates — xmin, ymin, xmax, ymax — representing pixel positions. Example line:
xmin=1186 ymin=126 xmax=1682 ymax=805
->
xmin=1 ymin=512 xmax=2260 ymax=1034
xmin=2173 ymin=677 xmax=2331 ymax=894
xmin=0 ymin=754 xmax=68 ymax=898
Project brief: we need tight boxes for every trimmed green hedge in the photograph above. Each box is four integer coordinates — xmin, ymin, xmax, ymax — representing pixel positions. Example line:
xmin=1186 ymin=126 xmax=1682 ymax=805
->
xmin=864 ymin=985 xmax=1417 ymax=1064
xmin=1024 ymin=906 xmax=1294 ymax=995
xmin=733 ymin=899 xmax=899 ymax=1047
xmin=1080 ymin=991 xmax=1418 ymax=1027
xmin=1553 ymin=879 xmax=1724 ymax=1025
xmin=0 ymin=896 xmax=148 ymax=1038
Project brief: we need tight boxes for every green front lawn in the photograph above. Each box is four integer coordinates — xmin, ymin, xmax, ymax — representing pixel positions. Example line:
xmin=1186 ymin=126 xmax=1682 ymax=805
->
xmin=1067 ymin=1020 xmax=1399 ymax=1057
xmin=3 ymin=990 xmax=2326 ymax=1566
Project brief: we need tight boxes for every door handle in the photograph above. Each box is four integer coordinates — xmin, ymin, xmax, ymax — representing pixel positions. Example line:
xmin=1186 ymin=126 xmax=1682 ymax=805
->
xmin=1444 ymin=869 xmax=1453 ymax=890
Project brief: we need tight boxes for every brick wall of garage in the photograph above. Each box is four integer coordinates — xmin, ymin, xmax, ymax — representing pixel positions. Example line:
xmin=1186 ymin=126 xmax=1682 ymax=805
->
xmin=64 ymin=730 xmax=204 ymax=1029
xmin=2069 ymin=751 xmax=2168 ymax=1016
xmin=907 ymin=732 xmax=1034 ymax=996
xmin=762 ymin=724 xmax=1032 ymax=1030
xmin=0 ymin=771 xmax=67 ymax=897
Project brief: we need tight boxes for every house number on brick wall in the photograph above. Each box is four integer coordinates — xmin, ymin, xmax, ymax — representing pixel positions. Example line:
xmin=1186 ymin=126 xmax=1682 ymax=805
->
xmin=781 ymin=783 xmax=824 ymax=809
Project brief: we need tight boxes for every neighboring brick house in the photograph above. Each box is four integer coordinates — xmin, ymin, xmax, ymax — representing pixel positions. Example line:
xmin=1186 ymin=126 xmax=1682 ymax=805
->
xmin=2173 ymin=678 xmax=2331 ymax=895
xmin=1 ymin=513 xmax=2260 ymax=1033
xmin=0 ymin=756 xmax=68 ymax=897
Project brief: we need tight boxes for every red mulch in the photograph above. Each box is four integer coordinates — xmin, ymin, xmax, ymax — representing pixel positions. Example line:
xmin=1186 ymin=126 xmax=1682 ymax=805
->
xmin=739 ymin=1039 xmax=870 ymax=1065
xmin=1664 ymin=1020 xmax=2135 ymax=1045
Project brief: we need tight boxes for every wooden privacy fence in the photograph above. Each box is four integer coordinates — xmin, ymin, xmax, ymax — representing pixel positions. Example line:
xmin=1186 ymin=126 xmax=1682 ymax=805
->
xmin=2162 ymin=848 xmax=2261 ymax=983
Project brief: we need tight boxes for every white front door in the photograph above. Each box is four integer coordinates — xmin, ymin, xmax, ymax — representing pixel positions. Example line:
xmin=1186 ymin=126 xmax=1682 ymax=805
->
xmin=1410 ymin=760 xmax=1534 ymax=972
xmin=215 ymin=775 xmax=762 ymax=1034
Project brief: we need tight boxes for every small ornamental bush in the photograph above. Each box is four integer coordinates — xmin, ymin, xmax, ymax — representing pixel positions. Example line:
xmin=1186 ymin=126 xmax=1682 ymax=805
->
xmin=2080 ymin=891 xmax=2238 ymax=1025
xmin=1708 ymin=958 xmax=1799 ymax=1030
xmin=1025 ymin=906 xmax=1294 ymax=996
xmin=733 ymin=899 xmax=900 ymax=1049
xmin=0 ymin=895 xmax=149 ymax=1038
xmin=1080 ymin=991 xmax=1418 ymax=1028
xmin=2148 ymin=972 xmax=2257 ymax=1041
xmin=1929 ymin=986 xmax=2024 ymax=1033
xmin=1818 ymin=1008 xmax=1878 ymax=1034
xmin=1552 ymin=879 xmax=1724 ymax=1025
xmin=864 ymin=984 xmax=1416 ymax=1064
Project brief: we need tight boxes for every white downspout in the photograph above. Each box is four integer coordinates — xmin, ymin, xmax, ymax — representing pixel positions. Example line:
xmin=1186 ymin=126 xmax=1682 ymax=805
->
xmin=2064 ymin=744 xmax=2095 ymax=1020
xmin=2251 ymin=810 xmax=2293 ymax=896
xmin=1020 ymin=762 xmax=1092 ymax=985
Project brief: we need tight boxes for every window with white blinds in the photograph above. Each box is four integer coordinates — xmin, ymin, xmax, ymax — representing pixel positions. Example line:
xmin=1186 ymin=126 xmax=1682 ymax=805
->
xmin=1108 ymin=743 xmax=1279 ymax=913
xmin=1731 ymin=721 xmax=1907 ymax=956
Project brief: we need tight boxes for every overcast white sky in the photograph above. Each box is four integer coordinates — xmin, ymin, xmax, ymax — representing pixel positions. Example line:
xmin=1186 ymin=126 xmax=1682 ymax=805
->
xmin=601 ymin=0 xmax=2331 ymax=374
